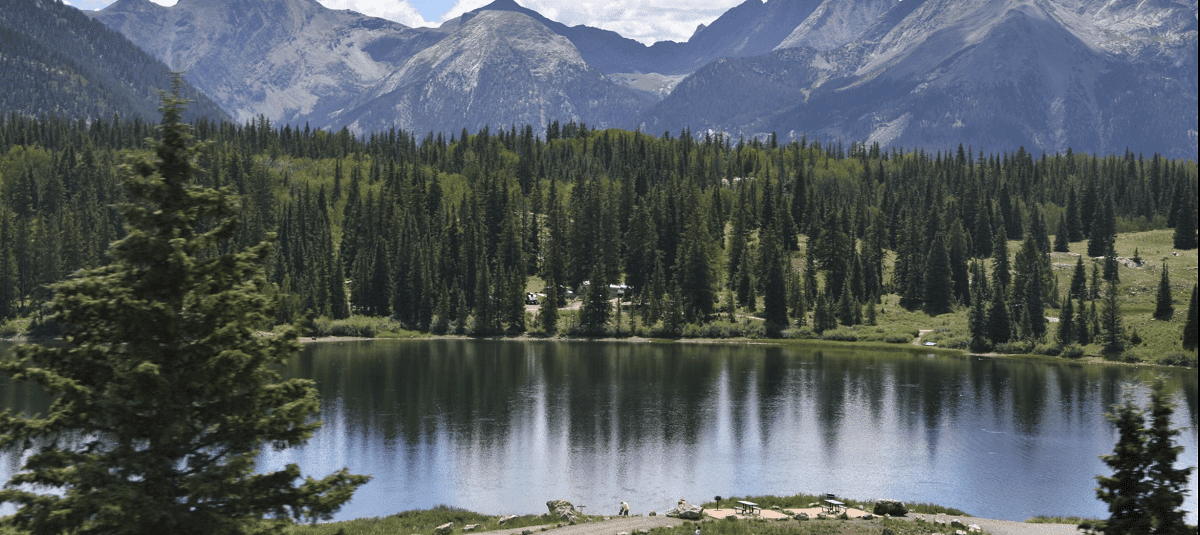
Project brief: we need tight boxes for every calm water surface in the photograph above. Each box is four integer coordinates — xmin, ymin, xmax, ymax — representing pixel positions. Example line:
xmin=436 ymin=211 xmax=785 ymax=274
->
xmin=1 ymin=339 xmax=1196 ymax=522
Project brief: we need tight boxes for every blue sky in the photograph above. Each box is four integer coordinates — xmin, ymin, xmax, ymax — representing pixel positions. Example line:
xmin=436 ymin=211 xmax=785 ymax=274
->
xmin=64 ymin=0 xmax=746 ymax=44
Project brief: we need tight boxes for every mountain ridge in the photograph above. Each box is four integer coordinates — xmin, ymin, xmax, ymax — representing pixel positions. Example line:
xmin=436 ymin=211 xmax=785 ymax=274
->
xmin=81 ymin=0 xmax=1198 ymax=158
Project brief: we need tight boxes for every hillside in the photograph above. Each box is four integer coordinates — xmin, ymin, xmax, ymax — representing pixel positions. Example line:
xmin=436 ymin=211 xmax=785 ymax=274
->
xmin=0 ymin=0 xmax=227 ymax=123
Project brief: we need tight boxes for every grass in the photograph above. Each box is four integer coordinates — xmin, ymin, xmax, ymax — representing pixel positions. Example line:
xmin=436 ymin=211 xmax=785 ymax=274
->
xmin=283 ymin=506 xmax=559 ymax=535
xmin=700 ymin=494 xmax=970 ymax=518
xmin=1024 ymin=515 xmax=1098 ymax=524
xmin=651 ymin=517 xmax=969 ymax=535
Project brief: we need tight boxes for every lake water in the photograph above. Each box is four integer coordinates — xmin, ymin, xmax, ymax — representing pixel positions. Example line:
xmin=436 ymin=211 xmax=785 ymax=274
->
xmin=1 ymin=339 xmax=1197 ymax=523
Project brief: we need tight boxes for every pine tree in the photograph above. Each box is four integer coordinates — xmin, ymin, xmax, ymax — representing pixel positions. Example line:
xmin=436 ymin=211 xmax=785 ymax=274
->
xmin=1154 ymin=263 xmax=1174 ymax=320
xmin=539 ymin=280 xmax=559 ymax=335
xmin=988 ymin=277 xmax=1012 ymax=345
xmin=1085 ymin=379 xmax=1194 ymax=535
xmin=924 ymin=233 xmax=954 ymax=315
xmin=759 ymin=228 xmax=789 ymax=334
xmin=1173 ymin=195 xmax=1197 ymax=250
xmin=1103 ymin=242 xmax=1120 ymax=283
xmin=0 ymin=86 xmax=368 ymax=534
xmin=1091 ymin=395 xmax=1152 ymax=535
xmin=1070 ymin=256 xmax=1088 ymax=300
xmin=1182 ymin=285 xmax=1198 ymax=351
xmin=1100 ymin=279 xmax=1124 ymax=354
xmin=1058 ymin=296 xmax=1075 ymax=346
xmin=579 ymin=265 xmax=611 ymax=335
xmin=1054 ymin=213 xmax=1071 ymax=252
xmin=1144 ymin=378 xmax=1193 ymax=535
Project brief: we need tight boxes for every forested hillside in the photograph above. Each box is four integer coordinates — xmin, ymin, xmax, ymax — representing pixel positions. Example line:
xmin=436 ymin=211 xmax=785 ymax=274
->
xmin=0 ymin=114 xmax=1196 ymax=361
xmin=0 ymin=0 xmax=228 ymax=123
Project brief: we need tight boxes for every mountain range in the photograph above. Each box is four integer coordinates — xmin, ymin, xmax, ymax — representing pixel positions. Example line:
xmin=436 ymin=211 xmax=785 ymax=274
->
xmin=0 ymin=0 xmax=228 ymax=124
xmin=37 ymin=0 xmax=1200 ymax=157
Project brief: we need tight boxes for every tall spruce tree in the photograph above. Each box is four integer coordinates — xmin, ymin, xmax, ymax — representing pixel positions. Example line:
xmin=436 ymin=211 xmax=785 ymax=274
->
xmin=1183 ymin=284 xmax=1198 ymax=351
xmin=0 ymin=86 xmax=368 ymax=535
xmin=1173 ymin=194 xmax=1197 ymax=250
xmin=1100 ymin=279 xmax=1125 ymax=354
xmin=1090 ymin=395 xmax=1152 ymax=535
xmin=1154 ymin=263 xmax=1174 ymax=320
xmin=924 ymin=233 xmax=954 ymax=315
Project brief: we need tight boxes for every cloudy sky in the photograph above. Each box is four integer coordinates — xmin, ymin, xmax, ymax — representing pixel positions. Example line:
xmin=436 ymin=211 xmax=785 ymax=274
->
xmin=64 ymin=0 xmax=748 ymax=44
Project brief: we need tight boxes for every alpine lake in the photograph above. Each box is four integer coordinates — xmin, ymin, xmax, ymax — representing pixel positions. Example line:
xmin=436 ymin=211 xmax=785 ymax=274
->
xmin=0 ymin=339 xmax=1196 ymax=523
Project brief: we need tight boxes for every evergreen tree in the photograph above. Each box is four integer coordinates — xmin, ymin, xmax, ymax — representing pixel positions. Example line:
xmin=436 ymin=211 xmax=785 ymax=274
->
xmin=1054 ymin=213 xmax=1071 ymax=252
xmin=1085 ymin=379 xmax=1194 ymax=535
xmin=1144 ymin=378 xmax=1193 ymax=535
xmin=924 ymin=233 xmax=954 ymax=315
xmin=812 ymin=288 xmax=837 ymax=334
xmin=1090 ymin=395 xmax=1152 ymax=535
xmin=836 ymin=280 xmax=856 ymax=326
xmin=988 ymin=276 xmax=1012 ymax=345
xmin=1154 ymin=263 xmax=1173 ymax=320
xmin=579 ymin=265 xmax=611 ymax=335
xmin=1070 ymin=256 xmax=1088 ymax=300
xmin=759 ymin=227 xmax=789 ymax=334
xmin=1103 ymin=242 xmax=1120 ymax=283
xmin=539 ymin=280 xmax=559 ymax=335
xmin=0 ymin=88 xmax=368 ymax=534
xmin=992 ymin=226 xmax=1011 ymax=291
xmin=1058 ymin=296 xmax=1075 ymax=346
xmin=1183 ymin=285 xmax=1198 ymax=351
xmin=1173 ymin=194 xmax=1197 ymax=250
xmin=1076 ymin=297 xmax=1092 ymax=346
xmin=1100 ymin=279 xmax=1124 ymax=354
xmin=1066 ymin=187 xmax=1083 ymax=242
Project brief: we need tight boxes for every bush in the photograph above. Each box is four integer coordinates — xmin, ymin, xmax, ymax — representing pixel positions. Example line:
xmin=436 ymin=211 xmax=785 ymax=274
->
xmin=872 ymin=499 xmax=908 ymax=516
xmin=1034 ymin=343 xmax=1061 ymax=356
xmin=1060 ymin=344 xmax=1086 ymax=359
xmin=993 ymin=341 xmax=1033 ymax=354
xmin=820 ymin=328 xmax=858 ymax=342
xmin=1157 ymin=352 xmax=1198 ymax=367
xmin=1113 ymin=349 xmax=1144 ymax=363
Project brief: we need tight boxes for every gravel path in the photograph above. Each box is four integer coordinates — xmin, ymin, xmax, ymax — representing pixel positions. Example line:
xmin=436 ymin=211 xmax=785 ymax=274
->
xmin=482 ymin=516 xmax=685 ymax=535
xmin=908 ymin=513 xmax=1082 ymax=535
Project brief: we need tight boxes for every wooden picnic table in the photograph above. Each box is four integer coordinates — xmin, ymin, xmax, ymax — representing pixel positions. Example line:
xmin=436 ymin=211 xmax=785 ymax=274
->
xmin=734 ymin=500 xmax=761 ymax=516
xmin=823 ymin=499 xmax=846 ymax=514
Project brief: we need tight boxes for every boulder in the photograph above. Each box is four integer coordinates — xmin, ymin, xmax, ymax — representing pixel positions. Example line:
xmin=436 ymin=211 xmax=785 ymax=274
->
xmin=463 ymin=525 xmax=478 ymax=532
xmin=861 ymin=513 xmax=874 ymax=520
xmin=521 ymin=530 xmax=533 ymax=535
xmin=434 ymin=523 xmax=454 ymax=535
xmin=547 ymin=500 xmax=580 ymax=524
xmin=665 ymin=499 xmax=704 ymax=520
xmin=648 ymin=511 xmax=656 ymax=517
xmin=794 ymin=512 xmax=809 ymax=521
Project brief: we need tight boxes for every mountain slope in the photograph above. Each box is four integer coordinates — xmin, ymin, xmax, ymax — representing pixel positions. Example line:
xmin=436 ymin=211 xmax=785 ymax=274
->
xmin=339 ymin=10 xmax=655 ymax=135
xmin=0 ymin=0 xmax=227 ymax=123
xmin=641 ymin=0 xmax=1197 ymax=158
xmin=92 ymin=0 xmax=444 ymax=125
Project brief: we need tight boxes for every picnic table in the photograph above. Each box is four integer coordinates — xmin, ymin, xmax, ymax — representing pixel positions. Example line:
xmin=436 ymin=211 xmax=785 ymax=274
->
xmin=822 ymin=499 xmax=846 ymax=515
xmin=734 ymin=500 xmax=761 ymax=516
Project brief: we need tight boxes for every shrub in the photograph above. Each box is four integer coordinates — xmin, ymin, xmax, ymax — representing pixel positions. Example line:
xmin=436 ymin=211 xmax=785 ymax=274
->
xmin=993 ymin=341 xmax=1032 ymax=354
xmin=1157 ymin=353 xmax=1198 ymax=367
xmin=820 ymin=328 xmax=858 ymax=342
xmin=872 ymin=499 xmax=908 ymax=516
xmin=1060 ymin=344 xmax=1085 ymax=359
xmin=1034 ymin=343 xmax=1061 ymax=356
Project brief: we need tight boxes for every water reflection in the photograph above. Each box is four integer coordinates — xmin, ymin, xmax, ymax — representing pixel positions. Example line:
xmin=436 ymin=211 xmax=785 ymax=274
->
xmin=0 ymin=340 xmax=1196 ymax=523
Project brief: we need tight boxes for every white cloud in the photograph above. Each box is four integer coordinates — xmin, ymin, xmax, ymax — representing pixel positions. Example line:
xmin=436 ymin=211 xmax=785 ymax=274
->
xmin=321 ymin=0 xmax=433 ymax=27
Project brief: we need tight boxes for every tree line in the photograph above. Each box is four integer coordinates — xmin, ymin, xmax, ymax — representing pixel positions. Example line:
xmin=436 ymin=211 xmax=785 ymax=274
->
xmin=0 ymin=113 xmax=1197 ymax=347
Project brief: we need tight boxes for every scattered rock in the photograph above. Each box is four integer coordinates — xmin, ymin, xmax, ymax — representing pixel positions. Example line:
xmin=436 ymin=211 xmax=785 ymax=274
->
xmin=637 ymin=529 xmax=650 ymax=534
xmin=521 ymin=530 xmax=533 ymax=535
xmin=771 ymin=505 xmax=781 ymax=511
xmin=881 ymin=529 xmax=895 ymax=535
xmin=968 ymin=524 xmax=982 ymax=532
xmin=794 ymin=512 xmax=809 ymax=521
xmin=434 ymin=523 xmax=454 ymax=535
xmin=861 ymin=514 xmax=874 ymax=520
xmin=955 ymin=531 xmax=967 ymax=535
xmin=816 ymin=513 xmax=829 ymax=520
xmin=547 ymin=500 xmax=580 ymax=524
xmin=648 ymin=511 xmax=657 ymax=517
xmin=775 ymin=516 xmax=790 ymax=522
xmin=499 ymin=515 xmax=517 ymax=525
xmin=665 ymin=499 xmax=704 ymax=520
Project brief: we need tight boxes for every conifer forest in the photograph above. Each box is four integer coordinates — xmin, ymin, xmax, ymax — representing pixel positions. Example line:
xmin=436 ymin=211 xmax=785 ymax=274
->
xmin=0 ymin=114 xmax=1196 ymax=361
